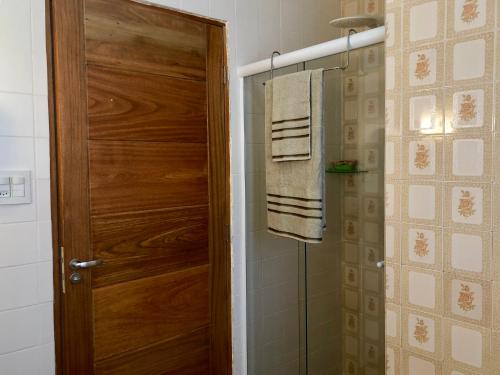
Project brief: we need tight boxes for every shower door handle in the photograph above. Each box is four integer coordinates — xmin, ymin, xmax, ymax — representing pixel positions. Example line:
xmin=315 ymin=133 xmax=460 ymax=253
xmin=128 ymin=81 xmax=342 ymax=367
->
xmin=376 ymin=260 xmax=385 ymax=269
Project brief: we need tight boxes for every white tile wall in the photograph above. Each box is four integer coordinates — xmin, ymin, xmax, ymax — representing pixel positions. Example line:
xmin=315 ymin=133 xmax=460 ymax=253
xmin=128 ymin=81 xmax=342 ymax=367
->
xmin=0 ymin=0 xmax=54 ymax=372
xmin=0 ymin=0 xmax=338 ymax=373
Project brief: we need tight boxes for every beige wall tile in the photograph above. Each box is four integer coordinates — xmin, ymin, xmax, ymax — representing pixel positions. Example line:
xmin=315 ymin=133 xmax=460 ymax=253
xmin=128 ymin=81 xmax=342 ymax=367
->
xmin=344 ymin=287 xmax=361 ymax=312
xmin=403 ymin=136 xmax=444 ymax=180
xmin=364 ymin=292 xmax=384 ymax=319
xmin=402 ymin=308 xmax=444 ymax=360
xmin=445 ymin=33 xmax=495 ymax=86
xmin=403 ymin=89 xmax=444 ymax=136
xmin=386 ymin=302 xmax=402 ymax=346
xmin=385 ymin=6 xmax=401 ymax=51
xmin=386 ymin=344 xmax=401 ymax=375
xmin=444 ymin=84 xmax=493 ymax=135
xmin=443 ymin=363 xmax=485 ymax=375
xmin=344 ymin=357 xmax=361 ymax=375
xmin=402 ymin=349 xmax=444 ymax=375
xmin=403 ymin=42 xmax=445 ymax=91
xmin=402 ymin=224 xmax=443 ymax=271
xmin=386 ymin=261 xmax=401 ymax=304
xmin=364 ymin=244 xmax=384 ymax=268
xmin=385 ymin=181 xmax=401 ymax=221
xmin=385 ymin=0 xmax=499 ymax=369
xmin=402 ymin=266 xmax=444 ymax=314
xmin=444 ymin=182 xmax=492 ymax=231
xmin=343 ymin=263 xmax=361 ymax=288
xmin=402 ymin=181 xmax=443 ymax=226
xmin=403 ymin=0 xmax=445 ymax=48
xmin=343 ymin=240 xmax=361 ymax=264
xmin=344 ymin=310 xmax=361 ymax=335
xmin=444 ymin=228 xmax=493 ymax=281
xmin=386 ymin=95 xmax=402 ymax=136
xmin=444 ymin=273 xmax=492 ymax=327
xmin=386 ymin=221 xmax=402 ymax=264
xmin=444 ymin=133 xmax=493 ymax=182
xmin=386 ymin=137 xmax=402 ymax=178
xmin=447 ymin=0 xmax=495 ymax=38
xmin=386 ymin=53 xmax=402 ymax=94
xmin=444 ymin=319 xmax=492 ymax=373
xmin=492 ymin=281 xmax=500 ymax=330
xmin=342 ymin=0 xmax=360 ymax=16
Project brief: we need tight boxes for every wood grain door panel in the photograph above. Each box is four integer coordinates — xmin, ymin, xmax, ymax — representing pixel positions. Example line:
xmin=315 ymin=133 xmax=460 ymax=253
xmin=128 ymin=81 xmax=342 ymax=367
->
xmin=94 ymin=327 xmax=210 ymax=375
xmin=93 ymin=264 xmax=209 ymax=361
xmin=91 ymin=205 xmax=209 ymax=287
xmin=88 ymin=140 xmax=208 ymax=215
xmin=49 ymin=0 xmax=230 ymax=373
xmin=84 ymin=0 xmax=207 ymax=80
xmin=87 ymin=65 xmax=207 ymax=143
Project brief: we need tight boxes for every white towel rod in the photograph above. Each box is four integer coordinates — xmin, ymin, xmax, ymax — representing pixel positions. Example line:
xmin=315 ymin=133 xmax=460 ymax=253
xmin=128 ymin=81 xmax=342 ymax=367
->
xmin=237 ymin=26 xmax=385 ymax=78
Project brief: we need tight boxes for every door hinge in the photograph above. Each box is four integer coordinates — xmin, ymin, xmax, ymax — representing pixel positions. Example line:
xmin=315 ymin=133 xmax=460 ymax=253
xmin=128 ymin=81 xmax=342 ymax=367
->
xmin=223 ymin=66 xmax=229 ymax=85
xmin=60 ymin=246 xmax=66 ymax=294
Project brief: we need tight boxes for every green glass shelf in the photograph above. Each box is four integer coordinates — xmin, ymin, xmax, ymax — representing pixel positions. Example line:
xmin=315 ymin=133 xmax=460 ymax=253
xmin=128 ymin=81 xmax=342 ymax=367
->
xmin=325 ymin=169 xmax=369 ymax=174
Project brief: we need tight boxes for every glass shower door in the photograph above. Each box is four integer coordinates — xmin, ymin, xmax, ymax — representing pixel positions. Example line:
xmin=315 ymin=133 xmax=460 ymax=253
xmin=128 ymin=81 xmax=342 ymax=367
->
xmin=304 ymin=42 xmax=386 ymax=375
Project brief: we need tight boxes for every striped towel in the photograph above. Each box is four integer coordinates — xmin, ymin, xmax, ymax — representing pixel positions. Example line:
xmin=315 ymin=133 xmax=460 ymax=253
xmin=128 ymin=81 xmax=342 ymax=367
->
xmin=265 ymin=69 xmax=325 ymax=243
xmin=271 ymin=70 xmax=312 ymax=162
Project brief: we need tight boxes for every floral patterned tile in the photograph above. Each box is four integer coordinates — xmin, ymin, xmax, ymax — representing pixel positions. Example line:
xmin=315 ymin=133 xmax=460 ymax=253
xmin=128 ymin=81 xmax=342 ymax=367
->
xmin=444 ymin=84 xmax=493 ymax=135
xmin=447 ymin=0 xmax=495 ymax=38
xmin=402 ymin=308 xmax=444 ymax=360
xmin=444 ymin=182 xmax=492 ymax=231
xmin=403 ymin=42 xmax=445 ymax=92
xmin=402 ymin=223 xmax=443 ymax=271
xmin=402 ymin=136 xmax=444 ymax=180
xmin=444 ymin=273 xmax=492 ymax=328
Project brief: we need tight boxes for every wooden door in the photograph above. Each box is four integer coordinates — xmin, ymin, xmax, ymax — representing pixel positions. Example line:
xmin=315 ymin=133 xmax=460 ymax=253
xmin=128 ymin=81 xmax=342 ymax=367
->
xmin=47 ymin=0 xmax=231 ymax=373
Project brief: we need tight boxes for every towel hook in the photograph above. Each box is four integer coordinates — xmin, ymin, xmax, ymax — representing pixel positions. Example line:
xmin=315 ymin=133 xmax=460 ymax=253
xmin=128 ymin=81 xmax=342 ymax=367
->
xmin=270 ymin=51 xmax=281 ymax=80
xmin=262 ymin=29 xmax=357 ymax=86
xmin=324 ymin=29 xmax=357 ymax=72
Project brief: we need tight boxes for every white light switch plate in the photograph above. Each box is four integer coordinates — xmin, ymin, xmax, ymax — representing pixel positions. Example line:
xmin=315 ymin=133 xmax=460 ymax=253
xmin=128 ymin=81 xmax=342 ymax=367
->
xmin=0 ymin=171 xmax=32 ymax=205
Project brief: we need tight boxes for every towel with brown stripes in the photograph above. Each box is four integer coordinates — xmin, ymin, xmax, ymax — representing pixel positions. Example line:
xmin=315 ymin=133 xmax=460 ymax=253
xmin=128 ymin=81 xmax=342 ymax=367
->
xmin=265 ymin=69 xmax=325 ymax=243
xmin=271 ymin=70 xmax=312 ymax=162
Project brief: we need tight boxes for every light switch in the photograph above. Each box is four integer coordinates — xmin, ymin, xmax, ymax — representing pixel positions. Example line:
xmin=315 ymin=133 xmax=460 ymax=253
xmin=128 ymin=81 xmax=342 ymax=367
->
xmin=0 ymin=171 xmax=31 ymax=205
xmin=11 ymin=176 xmax=25 ymax=197
xmin=0 ymin=177 xmax=10 ymax=198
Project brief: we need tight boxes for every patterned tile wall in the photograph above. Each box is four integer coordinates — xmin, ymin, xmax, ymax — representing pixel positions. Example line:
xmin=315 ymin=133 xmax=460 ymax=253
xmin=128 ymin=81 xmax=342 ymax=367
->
xmin=385 ymin=0 xmax=500 ymax=374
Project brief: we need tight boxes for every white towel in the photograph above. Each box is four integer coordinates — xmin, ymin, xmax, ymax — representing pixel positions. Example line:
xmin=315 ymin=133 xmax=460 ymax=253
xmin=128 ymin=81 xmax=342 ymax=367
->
xmin=271 ymin=70 xmax=312 ymax=162
xmin=265 ymin=69 xmax=325 ymax=243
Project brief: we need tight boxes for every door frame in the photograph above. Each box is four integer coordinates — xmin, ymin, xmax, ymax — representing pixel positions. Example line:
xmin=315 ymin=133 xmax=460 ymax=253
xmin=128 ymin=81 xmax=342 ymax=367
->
xmin=45 ymin=1 xmax=232 ymax=373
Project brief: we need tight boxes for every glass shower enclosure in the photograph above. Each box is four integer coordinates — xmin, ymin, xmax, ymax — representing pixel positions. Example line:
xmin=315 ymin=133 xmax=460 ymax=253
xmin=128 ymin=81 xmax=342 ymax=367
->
xmin=244 ymin=42 xmax=385 ymax=375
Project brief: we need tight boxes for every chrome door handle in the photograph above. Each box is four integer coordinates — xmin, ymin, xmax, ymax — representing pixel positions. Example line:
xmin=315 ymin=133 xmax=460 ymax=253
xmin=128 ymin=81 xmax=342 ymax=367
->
xmin=376 ymin=260 xmax=385 ymax=269
xmin=69 ymin=258 xmax=103 ymax=270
